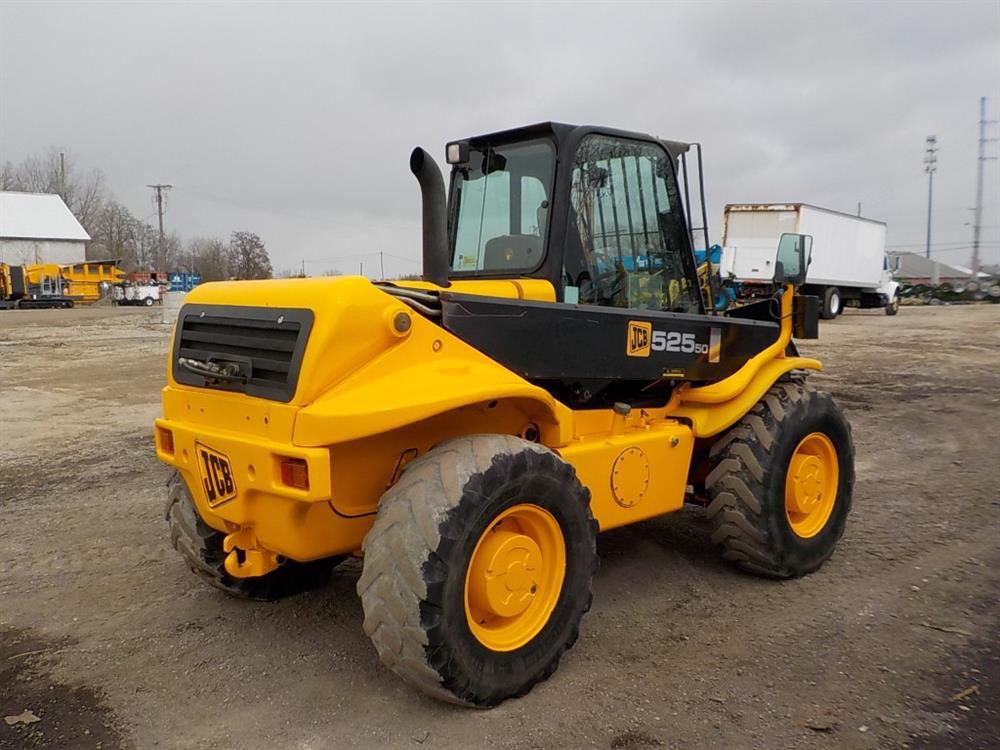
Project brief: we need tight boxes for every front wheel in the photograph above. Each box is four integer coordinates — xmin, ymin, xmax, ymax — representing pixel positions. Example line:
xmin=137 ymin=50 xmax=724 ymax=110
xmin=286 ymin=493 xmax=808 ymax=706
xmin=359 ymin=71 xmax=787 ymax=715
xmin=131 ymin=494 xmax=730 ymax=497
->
xmin=705 ymin=381 xmax=855 ymax=578
xmin=358 ymin=435 xmax=598 ymax=707
xmin=885 ymin=292 xmax=900 ymax=316
xmin=821 ymin=287 xmax=841 ymax=319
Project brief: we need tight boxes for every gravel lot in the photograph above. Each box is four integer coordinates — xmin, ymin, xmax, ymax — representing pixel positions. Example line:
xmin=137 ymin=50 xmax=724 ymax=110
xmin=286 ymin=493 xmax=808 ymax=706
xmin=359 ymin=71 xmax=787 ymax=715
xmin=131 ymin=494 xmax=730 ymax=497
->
xmin=1 ymin=303 xmax=998 ymax=749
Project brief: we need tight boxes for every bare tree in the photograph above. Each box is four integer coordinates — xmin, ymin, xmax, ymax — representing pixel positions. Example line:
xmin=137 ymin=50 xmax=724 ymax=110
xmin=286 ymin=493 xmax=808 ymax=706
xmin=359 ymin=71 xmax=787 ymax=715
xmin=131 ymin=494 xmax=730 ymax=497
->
xmin=188 ymin=237 xmax=230 ymax=281
xmin=131 ymin=222 xmax=160 ymax=270
xmin=228 ymin=231 xmax=272 ymax=280
xmin=0 ymin=161 xmax=16 ymax=190
xmin=88 ymin=201 xmax=138 ymax=264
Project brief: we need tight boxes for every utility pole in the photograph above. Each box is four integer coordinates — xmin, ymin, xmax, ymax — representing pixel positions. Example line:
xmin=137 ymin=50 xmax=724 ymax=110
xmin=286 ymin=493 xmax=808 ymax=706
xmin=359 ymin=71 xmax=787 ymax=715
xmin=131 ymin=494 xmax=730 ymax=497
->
xmin=924 ymin=136 xmax=939 ymax=285
xmin=147 ymin=183 xmax=173 ymax=269
xmin=924 ymin=136 xmax=937 ymax=261
xmin=59 ymin=152 xmax=66 ymax=203
xmin=300 ymin=259 xmax=306 ymax=277
xmin=856 ymin=201 xmax=861 ymax=217
xmin=379 ymin=251 xmax=385 ymax=279
xmin=971 ymin=96 xmax=998 ymax=280
xmin=359 ymin=261 xmax=364 ymax=277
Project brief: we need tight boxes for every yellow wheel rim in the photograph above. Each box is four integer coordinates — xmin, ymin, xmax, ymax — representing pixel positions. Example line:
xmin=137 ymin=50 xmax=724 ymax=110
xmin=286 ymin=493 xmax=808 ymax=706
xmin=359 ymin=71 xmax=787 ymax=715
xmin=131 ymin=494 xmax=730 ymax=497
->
xmin=784 ymin=432 xmax=839 ymax=539
xmin=464 ymin=503 xmax=566 ymax=652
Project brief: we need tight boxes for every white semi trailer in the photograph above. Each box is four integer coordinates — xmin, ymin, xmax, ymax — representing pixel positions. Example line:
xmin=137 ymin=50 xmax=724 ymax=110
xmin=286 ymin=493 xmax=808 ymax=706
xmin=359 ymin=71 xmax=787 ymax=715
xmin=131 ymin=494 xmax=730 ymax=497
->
xmin=721 ymin=203 xmax=900 ymax=318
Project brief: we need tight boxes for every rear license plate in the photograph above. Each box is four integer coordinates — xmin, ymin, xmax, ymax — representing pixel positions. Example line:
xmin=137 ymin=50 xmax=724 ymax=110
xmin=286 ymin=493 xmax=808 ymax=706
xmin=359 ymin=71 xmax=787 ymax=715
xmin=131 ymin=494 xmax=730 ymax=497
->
xmin=195 ymin=443 xmax=237 ymax=507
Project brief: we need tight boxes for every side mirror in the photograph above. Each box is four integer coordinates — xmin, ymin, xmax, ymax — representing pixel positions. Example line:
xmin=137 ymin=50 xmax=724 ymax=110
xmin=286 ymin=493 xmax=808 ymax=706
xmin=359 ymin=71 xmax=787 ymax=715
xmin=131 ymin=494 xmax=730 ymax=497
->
xmin=774 ymin=233 xmax=812 ymax=286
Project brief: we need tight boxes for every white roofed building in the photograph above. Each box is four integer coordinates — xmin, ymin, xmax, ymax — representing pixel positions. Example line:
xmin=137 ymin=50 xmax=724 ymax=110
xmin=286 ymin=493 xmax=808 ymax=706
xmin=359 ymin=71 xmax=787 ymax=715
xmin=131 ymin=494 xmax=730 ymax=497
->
xmin=0 ymin=191 xmax=90 ymax=265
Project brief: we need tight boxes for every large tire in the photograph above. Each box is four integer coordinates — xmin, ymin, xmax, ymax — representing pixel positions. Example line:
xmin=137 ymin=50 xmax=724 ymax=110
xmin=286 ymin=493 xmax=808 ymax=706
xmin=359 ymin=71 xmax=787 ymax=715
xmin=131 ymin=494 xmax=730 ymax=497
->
xmin=165 ymin=472 xmax=341 ymax=601
xmin=821 ymin=287 xmax=841 ymax=319
xmin=885 ymin=291 xmax=900 ymax=316
xmin=705 ymin=381 xmax=855 ymax=578
xmin=358 ymin=435 xmax=598 ymax=707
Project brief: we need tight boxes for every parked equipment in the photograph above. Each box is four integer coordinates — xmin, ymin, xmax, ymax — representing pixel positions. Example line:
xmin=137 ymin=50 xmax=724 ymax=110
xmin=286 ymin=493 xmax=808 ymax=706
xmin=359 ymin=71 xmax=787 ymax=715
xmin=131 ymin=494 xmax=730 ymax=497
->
xmin=0 ymin=263 xmax=74 ymax=309
xmin=60 ymin=260 xmax=126 ymax=304
xmin=695 ymin=245 xmax=736 ymax=311
xmin=112 ymin=281 xmax=163 ymax=306
xmin=0 ymin=260 xmax=124 ymax=309
xmin=721 ymin=204 xmax=900 ymax=318
xmin=155 ymin=123 xmax=854 ymax=707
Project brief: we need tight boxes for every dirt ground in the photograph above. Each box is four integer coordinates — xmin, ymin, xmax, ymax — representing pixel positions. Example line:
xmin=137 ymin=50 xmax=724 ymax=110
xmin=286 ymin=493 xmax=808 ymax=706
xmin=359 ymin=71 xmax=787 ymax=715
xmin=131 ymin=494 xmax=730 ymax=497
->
xmin=1 ymin=303 xmax=998 ymax=750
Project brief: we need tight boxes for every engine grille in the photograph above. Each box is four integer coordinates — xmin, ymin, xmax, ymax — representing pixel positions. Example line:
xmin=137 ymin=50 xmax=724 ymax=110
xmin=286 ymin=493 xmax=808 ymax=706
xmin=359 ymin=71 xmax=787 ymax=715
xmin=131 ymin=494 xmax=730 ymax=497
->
xmin=172 ymin=304 xmax=313 ymax=402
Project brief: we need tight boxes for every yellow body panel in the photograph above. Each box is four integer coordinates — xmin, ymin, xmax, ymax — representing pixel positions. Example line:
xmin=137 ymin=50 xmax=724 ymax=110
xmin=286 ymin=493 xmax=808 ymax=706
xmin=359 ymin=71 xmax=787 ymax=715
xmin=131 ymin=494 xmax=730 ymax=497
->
xmin=557 ymin=420 xmax=694 ymax=531
xmin=399 ymin=278 xmax=556 ymax=302
xmin=156 ymin=275 xmax=815 ymax=574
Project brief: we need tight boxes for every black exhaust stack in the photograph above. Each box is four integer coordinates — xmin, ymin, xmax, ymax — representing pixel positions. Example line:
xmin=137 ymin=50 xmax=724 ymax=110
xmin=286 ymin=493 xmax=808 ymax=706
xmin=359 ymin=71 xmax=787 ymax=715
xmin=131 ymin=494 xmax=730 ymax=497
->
xmin=409 ymin=147 xmax=451 ymax=288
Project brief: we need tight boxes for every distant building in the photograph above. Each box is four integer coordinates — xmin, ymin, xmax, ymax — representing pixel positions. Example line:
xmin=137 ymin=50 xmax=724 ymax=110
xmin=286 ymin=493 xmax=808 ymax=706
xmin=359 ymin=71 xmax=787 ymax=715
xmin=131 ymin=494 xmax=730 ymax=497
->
xmin=0 ymin=191 xmax=90 ymax=265
xmin=980 ymin=263 xmax=1000 ymax=277
xmin=889 ymin=252 xmax=991 ymax=284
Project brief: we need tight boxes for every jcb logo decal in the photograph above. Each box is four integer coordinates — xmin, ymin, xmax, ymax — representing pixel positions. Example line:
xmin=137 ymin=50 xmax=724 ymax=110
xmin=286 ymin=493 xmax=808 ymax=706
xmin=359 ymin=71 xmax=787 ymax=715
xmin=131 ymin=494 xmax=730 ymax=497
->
xmin=626 ymin=322 xmax=723 ymax=362
xmin=196 ymin=443 xmax=237 ymax=507
xmin=627 ymin=321 xmax=652 ymax=357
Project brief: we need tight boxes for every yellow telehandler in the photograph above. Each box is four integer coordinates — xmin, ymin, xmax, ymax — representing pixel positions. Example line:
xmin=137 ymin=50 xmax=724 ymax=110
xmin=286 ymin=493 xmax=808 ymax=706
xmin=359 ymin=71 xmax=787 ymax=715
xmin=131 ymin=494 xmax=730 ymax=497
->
xmin=155 ymin=122 xmax=853 ymax=706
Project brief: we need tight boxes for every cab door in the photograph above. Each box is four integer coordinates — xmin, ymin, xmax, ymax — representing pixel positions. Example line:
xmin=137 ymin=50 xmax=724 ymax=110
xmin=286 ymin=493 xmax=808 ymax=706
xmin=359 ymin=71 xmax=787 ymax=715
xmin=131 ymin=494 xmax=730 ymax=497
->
xmin=561 ymin=134 xmax=703 ymax=315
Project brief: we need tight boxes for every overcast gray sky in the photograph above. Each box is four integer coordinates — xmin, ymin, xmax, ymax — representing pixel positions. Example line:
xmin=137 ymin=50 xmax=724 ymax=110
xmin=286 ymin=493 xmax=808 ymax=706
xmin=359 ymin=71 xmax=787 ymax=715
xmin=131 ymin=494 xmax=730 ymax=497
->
xmin=2 ymin=0 xmax=999 ymax=276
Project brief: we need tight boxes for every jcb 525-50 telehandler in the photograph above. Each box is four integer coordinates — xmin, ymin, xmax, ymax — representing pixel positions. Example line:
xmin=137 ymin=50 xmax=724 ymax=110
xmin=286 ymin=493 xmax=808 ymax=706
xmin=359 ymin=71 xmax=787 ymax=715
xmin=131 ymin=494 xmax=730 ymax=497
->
xmin=155 ymin=122 xmax=853 ymax=706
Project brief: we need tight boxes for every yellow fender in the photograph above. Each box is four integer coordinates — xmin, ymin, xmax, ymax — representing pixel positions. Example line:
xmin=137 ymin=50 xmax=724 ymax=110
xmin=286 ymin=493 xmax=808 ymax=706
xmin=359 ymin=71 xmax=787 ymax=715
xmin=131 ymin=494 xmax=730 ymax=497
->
xmin=293 ymin=310 xmax=573 ymax=447
xmin=672 ymin=356 xmax=821 ymax=438
xmin=670 ymin=287 xmax=820 ymax=438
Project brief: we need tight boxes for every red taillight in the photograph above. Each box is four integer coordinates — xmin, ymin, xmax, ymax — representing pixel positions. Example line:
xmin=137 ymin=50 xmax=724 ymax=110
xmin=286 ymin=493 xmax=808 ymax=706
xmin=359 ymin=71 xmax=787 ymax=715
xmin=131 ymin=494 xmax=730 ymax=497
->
xmin=157 ymin=427 xmax=174 ymax=454
xmin=280 ymin=458 xmax=309 ymax=490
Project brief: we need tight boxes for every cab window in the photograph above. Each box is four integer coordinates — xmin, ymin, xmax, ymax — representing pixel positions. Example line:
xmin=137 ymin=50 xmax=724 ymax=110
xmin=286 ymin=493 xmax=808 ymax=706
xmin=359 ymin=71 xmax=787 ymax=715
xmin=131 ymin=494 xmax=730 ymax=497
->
xmin=564 ymin=135 xmax=700 ymax=313
xmin=450 ymin=139 xmax=555 ymax=273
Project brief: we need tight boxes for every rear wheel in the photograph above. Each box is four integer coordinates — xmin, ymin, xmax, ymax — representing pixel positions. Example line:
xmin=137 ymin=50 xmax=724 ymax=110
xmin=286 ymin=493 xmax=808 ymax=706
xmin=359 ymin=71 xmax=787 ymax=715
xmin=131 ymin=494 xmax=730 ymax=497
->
xmin=165 ymin=472 xmax=342 ymax=600
xmin=358 ymin=435 xmax=597 ymax=706
xmin=705 ymin=381 xmax=855 ymax=578
xmin=821 ymin=287 xmax=841 ymax=319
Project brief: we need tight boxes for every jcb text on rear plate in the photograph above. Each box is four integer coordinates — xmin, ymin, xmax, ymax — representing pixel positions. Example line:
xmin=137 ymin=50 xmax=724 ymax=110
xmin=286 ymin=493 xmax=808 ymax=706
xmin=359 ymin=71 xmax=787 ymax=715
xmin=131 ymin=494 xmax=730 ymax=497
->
xmin=195 ymin=443 xmax=237 ymax=507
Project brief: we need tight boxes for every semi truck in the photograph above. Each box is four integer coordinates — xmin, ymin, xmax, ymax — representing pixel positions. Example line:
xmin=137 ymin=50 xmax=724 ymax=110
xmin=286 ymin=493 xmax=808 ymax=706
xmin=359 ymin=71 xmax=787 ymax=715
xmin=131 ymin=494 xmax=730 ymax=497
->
xmin=720 ymin=203 xmax=900 ymax=318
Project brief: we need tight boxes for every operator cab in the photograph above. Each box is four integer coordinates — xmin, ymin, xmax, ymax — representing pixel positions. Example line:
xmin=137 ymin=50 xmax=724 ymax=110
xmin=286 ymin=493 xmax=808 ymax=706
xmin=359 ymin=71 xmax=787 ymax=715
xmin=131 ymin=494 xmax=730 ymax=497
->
xmin=444 ymin=122 xmax=704 ymax=314
xmin=400 ymin=122 xmax=815 ymax=409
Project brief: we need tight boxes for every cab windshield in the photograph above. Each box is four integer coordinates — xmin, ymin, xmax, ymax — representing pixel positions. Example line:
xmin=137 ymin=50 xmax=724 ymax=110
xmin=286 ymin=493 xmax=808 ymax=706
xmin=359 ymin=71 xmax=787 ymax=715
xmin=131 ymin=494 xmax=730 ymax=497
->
xmin=449 ymin=139 xmax=555 ymax=273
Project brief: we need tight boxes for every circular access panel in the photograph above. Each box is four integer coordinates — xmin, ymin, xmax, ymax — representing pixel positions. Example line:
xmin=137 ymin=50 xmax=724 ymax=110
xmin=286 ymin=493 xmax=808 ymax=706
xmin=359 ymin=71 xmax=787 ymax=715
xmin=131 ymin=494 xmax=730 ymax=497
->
xmin=611 ymin=446 xmax=650 ymax=508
